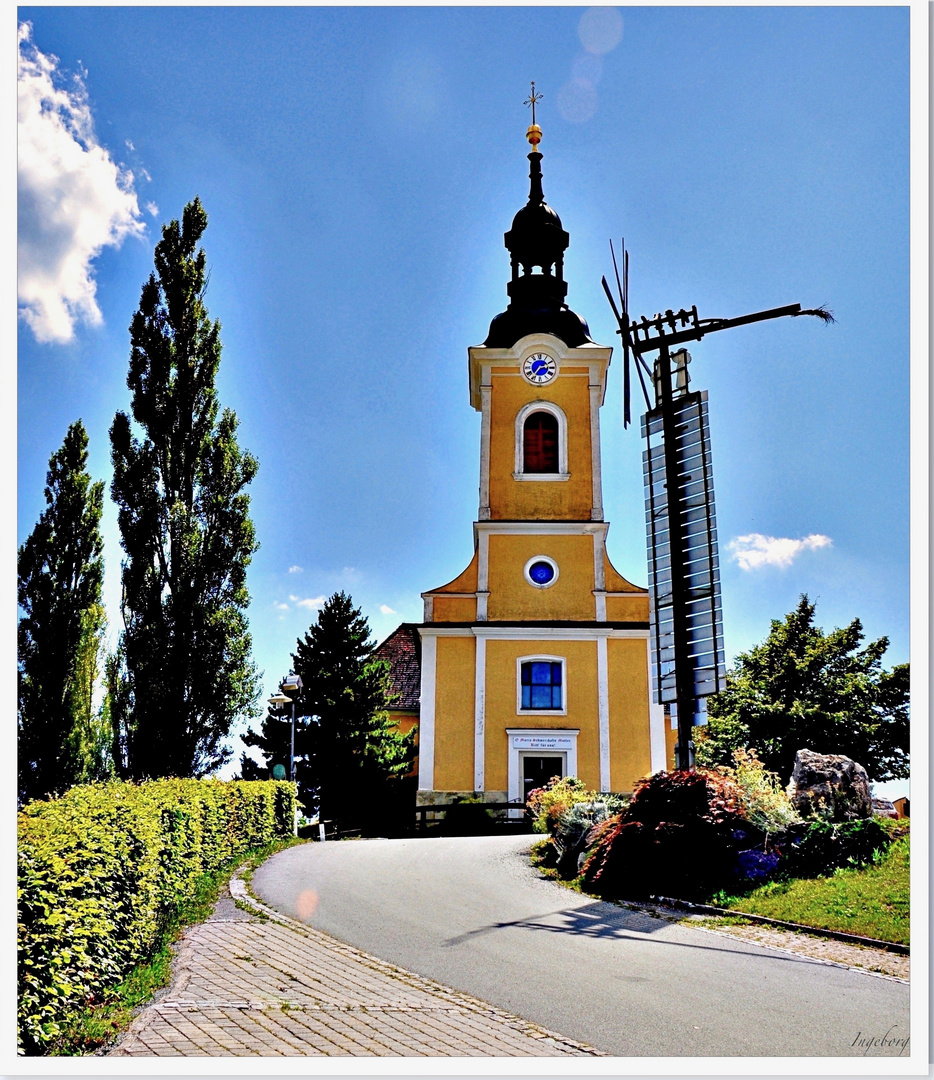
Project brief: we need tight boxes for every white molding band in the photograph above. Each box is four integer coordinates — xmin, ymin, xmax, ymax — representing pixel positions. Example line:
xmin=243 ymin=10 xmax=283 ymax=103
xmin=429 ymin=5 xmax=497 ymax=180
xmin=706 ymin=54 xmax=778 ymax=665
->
xmin=475 ymin=520 xmax=609 ymax=537
xmin=648 ymin=636 xmax=667 ymax=772
xmin=479 ymin=383 xmax=492 ymax=520
xmin=417 ymin=633 xmax=437 ymax=791
xmin=512 ymin=472 xmax=570 ymax=482
xmin=597 ymin=636 xmax=610 ymax=791
xmin=418 ymin=625 xmax=650 ymax=641
xmin=592 ymin=532 xmax=607 ymax=621
xmin=474 ymin=636 xmax=486 ymax=790
xmin=476 ymin=531 xmax=490 ymax=621
xmin=589 ymin=382 xmax=604 ymax=521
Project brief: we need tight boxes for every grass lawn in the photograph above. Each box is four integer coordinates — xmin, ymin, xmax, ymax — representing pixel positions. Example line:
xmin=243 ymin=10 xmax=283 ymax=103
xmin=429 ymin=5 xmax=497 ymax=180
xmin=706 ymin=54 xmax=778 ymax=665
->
xmin=714 ymin=827 xmax=909 ymax=945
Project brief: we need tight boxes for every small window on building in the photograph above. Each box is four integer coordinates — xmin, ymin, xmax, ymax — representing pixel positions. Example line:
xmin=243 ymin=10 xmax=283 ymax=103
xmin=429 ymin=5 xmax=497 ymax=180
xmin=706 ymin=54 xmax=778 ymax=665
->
xmin=523 ymin=411 xmax=559 ymax=473
xmin=521 ymin=661 xmax=563 ymax=710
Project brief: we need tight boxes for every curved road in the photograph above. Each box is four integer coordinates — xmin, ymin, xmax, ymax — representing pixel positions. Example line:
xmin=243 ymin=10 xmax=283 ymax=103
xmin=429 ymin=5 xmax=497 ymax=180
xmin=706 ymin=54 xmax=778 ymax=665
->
xmin=252 ymin=835 xmax=909 ymax=1058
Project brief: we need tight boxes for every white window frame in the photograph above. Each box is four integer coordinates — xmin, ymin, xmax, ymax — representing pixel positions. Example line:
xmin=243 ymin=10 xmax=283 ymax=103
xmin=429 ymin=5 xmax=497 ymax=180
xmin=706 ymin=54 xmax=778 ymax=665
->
xmin=524 ymin=554 xmax=559 ymax=589
xmin=513 ymin=400 xmax=569 ymax=480
xmin=516 ymin=654 xmax=567 ymax=716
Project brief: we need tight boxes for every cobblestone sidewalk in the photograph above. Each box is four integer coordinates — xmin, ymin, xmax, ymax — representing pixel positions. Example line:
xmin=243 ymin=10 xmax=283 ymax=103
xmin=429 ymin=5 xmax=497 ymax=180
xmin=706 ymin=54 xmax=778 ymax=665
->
xmin=108 ymin=870 xmax=602 ymax=1058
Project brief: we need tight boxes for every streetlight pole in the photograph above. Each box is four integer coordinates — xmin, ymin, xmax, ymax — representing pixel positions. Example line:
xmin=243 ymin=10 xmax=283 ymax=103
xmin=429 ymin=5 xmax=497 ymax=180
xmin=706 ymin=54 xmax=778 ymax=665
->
xmin=268 ymin=689 xmax=295 ymax=833
xmin=276 ymin=673 xmax=303 ymax=835
xmin=280 ymin=673 xmax=303 ymax=784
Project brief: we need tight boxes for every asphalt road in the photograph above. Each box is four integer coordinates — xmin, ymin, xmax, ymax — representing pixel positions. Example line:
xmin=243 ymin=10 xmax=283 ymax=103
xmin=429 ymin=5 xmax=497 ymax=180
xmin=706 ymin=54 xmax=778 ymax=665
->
xmin=251 ymin=834 xmax=910 ymax=1058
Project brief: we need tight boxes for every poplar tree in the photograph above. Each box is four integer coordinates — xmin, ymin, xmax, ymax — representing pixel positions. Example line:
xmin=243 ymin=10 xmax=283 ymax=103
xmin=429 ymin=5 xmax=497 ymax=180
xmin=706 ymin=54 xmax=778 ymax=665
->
xmin=110 ymin=198 xmax=259 ymax=779
xmin=18 ymin=420 xmax=107 ymax=801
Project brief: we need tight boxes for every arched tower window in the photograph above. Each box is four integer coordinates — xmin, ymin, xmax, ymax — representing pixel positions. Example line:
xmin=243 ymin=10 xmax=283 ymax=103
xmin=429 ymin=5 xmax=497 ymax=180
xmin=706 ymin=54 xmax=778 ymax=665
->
xmin=523 ymin=411 xmax=559 ymax=473
xmin=513 ymin=400 xmax=569 ymax=479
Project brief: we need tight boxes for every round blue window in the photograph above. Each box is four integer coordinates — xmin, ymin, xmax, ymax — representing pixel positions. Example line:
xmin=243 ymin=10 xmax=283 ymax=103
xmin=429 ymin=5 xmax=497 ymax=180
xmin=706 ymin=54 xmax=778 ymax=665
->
xmin=528 ymin=560 xmax=556 ymax=585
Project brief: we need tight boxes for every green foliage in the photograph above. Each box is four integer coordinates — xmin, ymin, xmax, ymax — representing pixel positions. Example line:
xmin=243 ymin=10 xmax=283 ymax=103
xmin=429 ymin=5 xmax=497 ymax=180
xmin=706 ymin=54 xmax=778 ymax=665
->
xmin=716 ymin=748 xmax=800 ymax=832
xmin=777 ymin=818 xmax=891 ymax=879
xmin=49 ymin=836 xmax=301 ymax=1055
xmin=17 ymin=778 xmax=295 ymax=1054
xmin=241 ymin=593 xmax=415 ymax=828
xmin=109 ymin=198 xmax=260 ymax=779
xmin=18 ymin=421 xmax=108 ymax=802
xmin=695 ymin=595 xmax=909 ymax=783
xmin=716 ymin=829 xmax=909 ymax=945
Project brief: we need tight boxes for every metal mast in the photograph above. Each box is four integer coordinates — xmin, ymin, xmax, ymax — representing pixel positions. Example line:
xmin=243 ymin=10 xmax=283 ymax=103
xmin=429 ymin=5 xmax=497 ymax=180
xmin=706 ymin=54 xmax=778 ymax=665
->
xmin=604 ymin=248 xmax=832 ymax=769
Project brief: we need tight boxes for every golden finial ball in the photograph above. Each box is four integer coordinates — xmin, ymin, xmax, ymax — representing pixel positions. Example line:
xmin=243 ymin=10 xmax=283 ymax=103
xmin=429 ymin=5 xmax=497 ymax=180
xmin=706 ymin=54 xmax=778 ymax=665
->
xmin=526 ymin=123 xmax=542 ymax=149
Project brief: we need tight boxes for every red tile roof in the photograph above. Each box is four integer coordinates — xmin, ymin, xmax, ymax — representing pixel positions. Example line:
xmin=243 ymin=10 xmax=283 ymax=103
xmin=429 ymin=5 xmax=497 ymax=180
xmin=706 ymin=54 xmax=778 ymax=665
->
xmin=372 ymin=623 xmax=421 ymax=710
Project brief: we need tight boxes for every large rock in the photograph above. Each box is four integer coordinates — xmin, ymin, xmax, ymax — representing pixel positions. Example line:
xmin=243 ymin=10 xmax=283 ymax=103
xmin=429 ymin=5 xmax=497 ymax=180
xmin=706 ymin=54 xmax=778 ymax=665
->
xmin=787 ymin=749 xmax=872 ymax=821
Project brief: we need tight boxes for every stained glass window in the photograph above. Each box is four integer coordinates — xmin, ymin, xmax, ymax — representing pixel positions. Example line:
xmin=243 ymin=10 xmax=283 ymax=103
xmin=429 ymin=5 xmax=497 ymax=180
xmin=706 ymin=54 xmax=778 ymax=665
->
xmin=520 ymin=661 xmax=563 ymax=709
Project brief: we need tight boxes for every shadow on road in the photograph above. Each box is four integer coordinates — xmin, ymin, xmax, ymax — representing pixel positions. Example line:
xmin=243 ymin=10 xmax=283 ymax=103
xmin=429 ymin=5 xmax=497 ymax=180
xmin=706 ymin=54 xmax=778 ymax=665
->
xmin=444 ymin=900 xmax=833 ymax=969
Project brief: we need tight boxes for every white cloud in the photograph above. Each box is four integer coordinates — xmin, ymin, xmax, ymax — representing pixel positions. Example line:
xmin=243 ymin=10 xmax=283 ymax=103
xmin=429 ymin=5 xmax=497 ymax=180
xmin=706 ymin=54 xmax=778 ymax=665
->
xmin=728 ymin=533 xmax=832 ymax=571
xmin=294 ymin=595 xmax=326 ymax=610
xmin=145 ymin=201 xmax=159 ymax=217
xmin=17 ymin=22 xmax=145 ymax=343
xmin=288 ymin=565 xmax=303 ymax=574
xmin=274 ymin=602 xmax=289 ymax=611
xmin=379 ymin=604 xmax=397 ymax=615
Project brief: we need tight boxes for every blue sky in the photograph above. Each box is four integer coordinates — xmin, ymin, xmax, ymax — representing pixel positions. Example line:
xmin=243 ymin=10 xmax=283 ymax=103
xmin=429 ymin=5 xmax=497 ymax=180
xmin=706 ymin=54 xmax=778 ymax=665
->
xmin=17 ymin=7 xmax=912 ymax=789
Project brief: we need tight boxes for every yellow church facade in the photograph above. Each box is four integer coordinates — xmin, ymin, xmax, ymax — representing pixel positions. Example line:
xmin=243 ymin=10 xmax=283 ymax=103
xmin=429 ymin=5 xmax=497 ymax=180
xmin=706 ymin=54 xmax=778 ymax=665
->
xmin=394 ymin=123 xmax=672 ymax=806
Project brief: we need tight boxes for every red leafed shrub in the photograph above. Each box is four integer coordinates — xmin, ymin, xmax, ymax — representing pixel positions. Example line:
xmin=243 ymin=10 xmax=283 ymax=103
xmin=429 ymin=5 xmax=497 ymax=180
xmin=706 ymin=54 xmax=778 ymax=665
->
xmin=581 ymin=769 xmax=758 ymax=900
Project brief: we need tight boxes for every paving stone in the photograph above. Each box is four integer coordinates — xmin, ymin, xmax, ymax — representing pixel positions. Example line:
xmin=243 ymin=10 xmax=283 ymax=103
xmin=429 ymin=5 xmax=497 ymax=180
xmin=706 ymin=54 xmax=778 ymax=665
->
xmin=108 ymin=873 xmax=601 ymax=1058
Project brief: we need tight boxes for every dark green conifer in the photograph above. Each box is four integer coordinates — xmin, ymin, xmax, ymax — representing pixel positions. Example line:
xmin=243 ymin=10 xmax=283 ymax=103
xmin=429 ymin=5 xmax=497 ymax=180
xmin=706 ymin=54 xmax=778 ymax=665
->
xmin=18 ymin=420 xmax=107 ymax=800
xmin=241 ymin=593 xmax=415 ymax=829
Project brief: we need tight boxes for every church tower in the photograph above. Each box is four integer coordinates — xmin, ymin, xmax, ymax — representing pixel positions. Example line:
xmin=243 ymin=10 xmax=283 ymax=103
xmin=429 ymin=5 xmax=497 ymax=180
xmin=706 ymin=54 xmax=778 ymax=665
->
xmin=411 ymin=117 xmax=668 ymax=805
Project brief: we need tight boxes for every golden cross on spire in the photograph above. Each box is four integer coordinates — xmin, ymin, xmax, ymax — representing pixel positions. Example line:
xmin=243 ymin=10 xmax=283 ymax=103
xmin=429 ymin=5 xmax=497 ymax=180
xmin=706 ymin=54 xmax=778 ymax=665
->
xmin=524 ymin=81 xmax=543 ymax=126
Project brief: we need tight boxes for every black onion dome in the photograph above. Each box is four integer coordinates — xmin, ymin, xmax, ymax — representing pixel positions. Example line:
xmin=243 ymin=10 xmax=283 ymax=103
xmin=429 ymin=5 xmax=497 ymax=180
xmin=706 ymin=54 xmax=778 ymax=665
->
xmin=484 ymin=150 xmax=593 ymax=349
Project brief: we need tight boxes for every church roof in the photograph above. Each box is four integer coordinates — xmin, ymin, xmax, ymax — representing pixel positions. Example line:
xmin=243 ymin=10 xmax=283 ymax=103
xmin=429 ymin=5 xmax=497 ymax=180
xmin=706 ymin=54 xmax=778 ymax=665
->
xmin=372 ymin=623 xmax=421 ymax=710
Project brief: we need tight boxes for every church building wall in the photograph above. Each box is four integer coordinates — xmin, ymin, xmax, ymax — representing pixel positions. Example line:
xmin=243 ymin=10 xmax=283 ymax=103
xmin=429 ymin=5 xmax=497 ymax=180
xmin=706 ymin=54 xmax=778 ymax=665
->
xmin=430 ymin=635 xmax=476 ymax=792
xmin=607 ymin=636 xmax=654 ymax=791
xmin=485 ymin=533 xmax=597 ymax=622
xmin=487 ymin=367 xmax=595 ymax=520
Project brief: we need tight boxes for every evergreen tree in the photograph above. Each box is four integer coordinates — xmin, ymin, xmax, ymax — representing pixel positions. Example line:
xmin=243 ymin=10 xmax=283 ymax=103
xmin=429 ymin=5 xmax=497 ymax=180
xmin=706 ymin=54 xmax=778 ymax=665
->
xmin=240 ymin=593 xmax=415 ymax=828
xmin=695 ymin=595 xmax=909 ymax=782
xmin=110 ymin=198 xmax=259 ymax=779
xmin=18 ymin=420 xmax=106 ymax=801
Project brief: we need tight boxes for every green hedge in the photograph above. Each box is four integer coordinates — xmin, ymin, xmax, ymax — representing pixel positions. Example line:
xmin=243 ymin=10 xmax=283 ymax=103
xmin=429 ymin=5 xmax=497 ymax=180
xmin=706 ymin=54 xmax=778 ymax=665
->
xmin=18 ymin=778 xmax=295 ymax=1054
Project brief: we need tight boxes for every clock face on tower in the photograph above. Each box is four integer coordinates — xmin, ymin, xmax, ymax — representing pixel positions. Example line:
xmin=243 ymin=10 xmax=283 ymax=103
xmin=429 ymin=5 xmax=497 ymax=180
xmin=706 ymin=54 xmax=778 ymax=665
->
xmin=522 ymin=352 xmax=557 ymax=385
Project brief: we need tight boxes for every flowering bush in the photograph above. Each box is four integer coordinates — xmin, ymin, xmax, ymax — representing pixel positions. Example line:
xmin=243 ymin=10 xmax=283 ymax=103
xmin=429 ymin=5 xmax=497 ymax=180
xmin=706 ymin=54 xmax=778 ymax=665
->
xmin=526 ymin=776 xmax=592 ymax=835
xmin=551 ymin=798 xmax=625 ymax=877
xmin=18 ymin=779 xmax=294 ymax=1054
xmin=717 ymin=748 xmax=800 ymax=832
